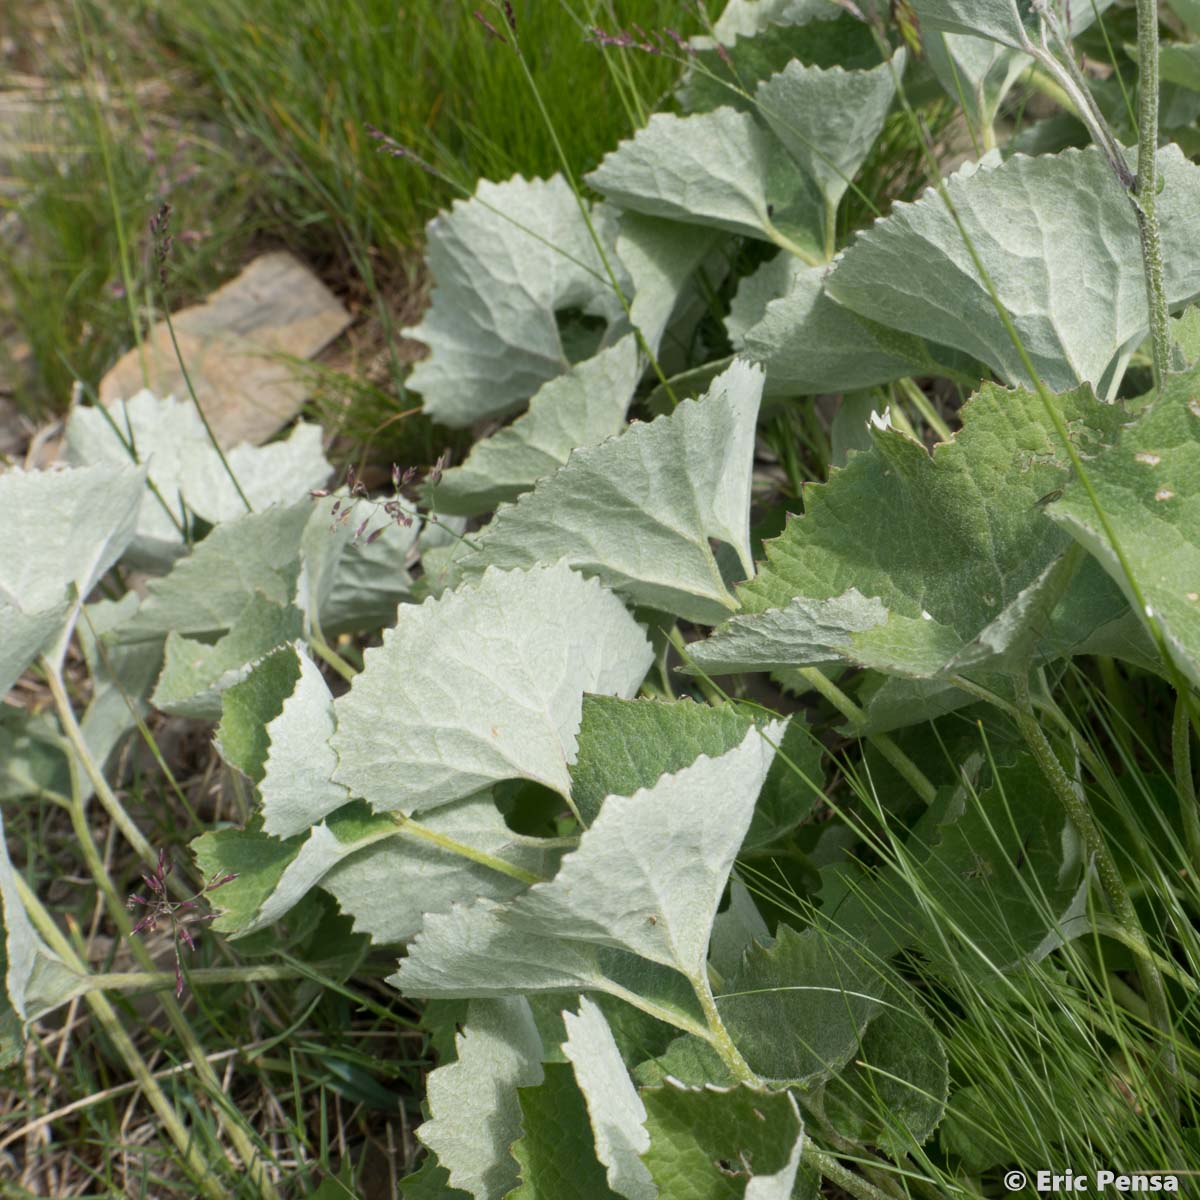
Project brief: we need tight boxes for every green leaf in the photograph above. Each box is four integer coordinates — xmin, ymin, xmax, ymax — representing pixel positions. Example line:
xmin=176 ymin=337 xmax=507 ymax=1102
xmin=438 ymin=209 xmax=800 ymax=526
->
xmin=256 ymin=646 xmax=347 ymax=837
xmin=711 ymin=0 xmax=841 ymax=42
xmin=569 ymin=697 xmax=823 ymax=850
xmin=1048 ymin=372 xmax=1200 ymax=684
xmin=827 ymin=146 xmax=1200 ymax=397
xmin=1 ymin=806 xmax=80 ymax=1065
xmin=821 ymin=1004 xmax=949 ymax=1153
xmin=914 ymin=750 xmax=1088 ymax=971
xmin=417 ymin=997 xmax=544 ymax=1200
xmin=451 ymin=361 xmax=764 ymax=624
xmin=586 ymin=109 xmax=824 ymax=262
xmin=123 ymin=502 xmax=310 ymax=641
xmin=616 ymin=215 xmax=724 ymax=359
xmin=331 ymin=564 xmax=653 ymax=816
xmin=151 ymin=594 xmax=303 ymax=719
xmin=924 ymin=34 xmax=1028 ymax=137
xmin=318 ymin=798 xmax=563 ymax=944
xmin=690 ymin=382 xmax=1125 ymax=681
xmin=709 ymin=879 xmax=771 ymax=983
xmin=717 ymin=923 xmax=886 ymax=1085
xmin=401 ymin=1156 xmax=471 ymax=1200
xmin=197 ymin=795 xmax=562 ymax=942
xmin=430 ymin=337 xmax=640 ymax=517
xmin=301 ymin=493 xmax=421 ymax=635
xmin=214 ymin=643 xmax=304 ymax=782
xmin=402 ymin=175 xmax=628 ymax=427
xmin=562 ymin=997 xmax=655 ymax=1200
xmin=683 ymin=11 xmax=882 ymax=114
xmin=0 ymin=462 xmax=146 ymax=687
xmin=755 ymin=47 xmax=905 ymax=249
xmin=820 ymin=747 xmax=1089 ymax=973
xmin=65 ymin=391 xmax=331 ymax=567
xmin=735 ymin=258 xmax=940 ymax=396
xmin=394 ymin=727 xmax=780 ymax=999
xmin=1169 ymin=0 xmax=1200 ymax=33
xmin=0 ymin=706 xmax=69 ymax=802
xmin=909 ymin=0 xmax=1114 ymax=49
xmin=508 ymin=1063 xmax=622 ymax=1200
xmin=640 ymin=1080 xmax=805 ymax=1199
xmin=76 ymin=594 xmax=162 ymax=785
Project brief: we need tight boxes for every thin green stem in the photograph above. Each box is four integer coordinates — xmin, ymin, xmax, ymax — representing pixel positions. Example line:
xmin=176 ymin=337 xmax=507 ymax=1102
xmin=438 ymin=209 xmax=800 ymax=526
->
xmin=307 ymin=623 xmax=358 ymax=683
xmin=47 ymin=658 xmax=283 ymax=1198
xmin=803 ymin=1148 xmax=897 ymax=1200
xmin=84 ymin=961 xmax=393 ymax=995
xmin=15 ymin=876 xmax=226 ymax=1200
xmin=797 ymin=668 xmax=937 ymax=806
xmin=1173 ymin=690 xmax=1200 ymax=876
xmin=159 ymin=298 xmax=254 ymax=512
xmin=667 ymin=627 xmax=724 ymax=707
xmin=896 ymin=376 xmax=953 ymax=443
xmin=42 ymin=656 xmax=157 ymax=868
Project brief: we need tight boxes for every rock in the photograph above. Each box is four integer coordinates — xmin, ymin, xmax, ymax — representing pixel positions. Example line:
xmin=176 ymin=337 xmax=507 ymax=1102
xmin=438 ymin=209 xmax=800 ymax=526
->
xmin=99 ymin=252 xmax=352 ymax=447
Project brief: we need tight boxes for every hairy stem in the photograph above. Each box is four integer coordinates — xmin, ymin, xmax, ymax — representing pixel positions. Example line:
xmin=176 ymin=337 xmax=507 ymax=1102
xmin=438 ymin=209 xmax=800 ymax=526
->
xmin=1012 ymin=675 xmax=1177 ymax=1109
xmin=1174 ymin=691 xmax=1200 ymax=875
xmin=691 ymin=971 xmax=758 ymax=1085
xmin=83 ymin=961 xmax=394 ymax=994
xmin=1133 ymin=0 xmax=1172 ymax=386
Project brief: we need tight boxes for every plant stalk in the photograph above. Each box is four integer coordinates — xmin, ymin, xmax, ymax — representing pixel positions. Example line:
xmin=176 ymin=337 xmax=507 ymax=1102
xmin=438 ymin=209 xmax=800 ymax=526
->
xmin=1012 ymin=675 xmax=1177 ymax=1110
xmin=42 ymin=656 xmax=157 ymax=869
xmin=1133 ymin=0 xmax=1172 ymax=387
xmin=1174 ymin=690 xmax=1200 ymax=875
xmin=798 ymin=667 xmax=937 ymax=806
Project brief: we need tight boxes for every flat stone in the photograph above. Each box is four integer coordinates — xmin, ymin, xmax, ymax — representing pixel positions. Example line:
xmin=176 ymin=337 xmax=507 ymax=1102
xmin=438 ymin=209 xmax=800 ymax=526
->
xmin=99 ymin=252 xmax=352 ymax=447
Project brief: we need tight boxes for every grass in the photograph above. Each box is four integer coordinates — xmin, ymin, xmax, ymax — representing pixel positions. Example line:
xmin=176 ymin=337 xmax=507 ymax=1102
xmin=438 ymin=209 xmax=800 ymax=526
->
xmin=742 ymin=662 xmax=1200 ymax=1191
xmin=0 ymin=0 xmax=701 ymax=419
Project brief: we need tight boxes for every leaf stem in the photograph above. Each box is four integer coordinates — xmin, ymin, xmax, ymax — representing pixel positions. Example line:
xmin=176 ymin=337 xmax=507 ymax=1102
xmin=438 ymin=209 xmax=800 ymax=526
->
xmin=42 ymin=655 xmax=157 ymax=870
xmin=803 ymin=1148 xmax=897 ymax=1200
xmin=691 ymin=970 xmax=758 ymax=1085
xmin=394 ymin=816 xmax=546 ymax=886
xmin=797 ymin=668 xmax=937 ymax=806
xmin=307 ymin=621 xmax=358 ymax=682
xmin=83 ymin=961 xmax=393 ymax=995
xmin=896 ymin=377 xmax=953 ymax=443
